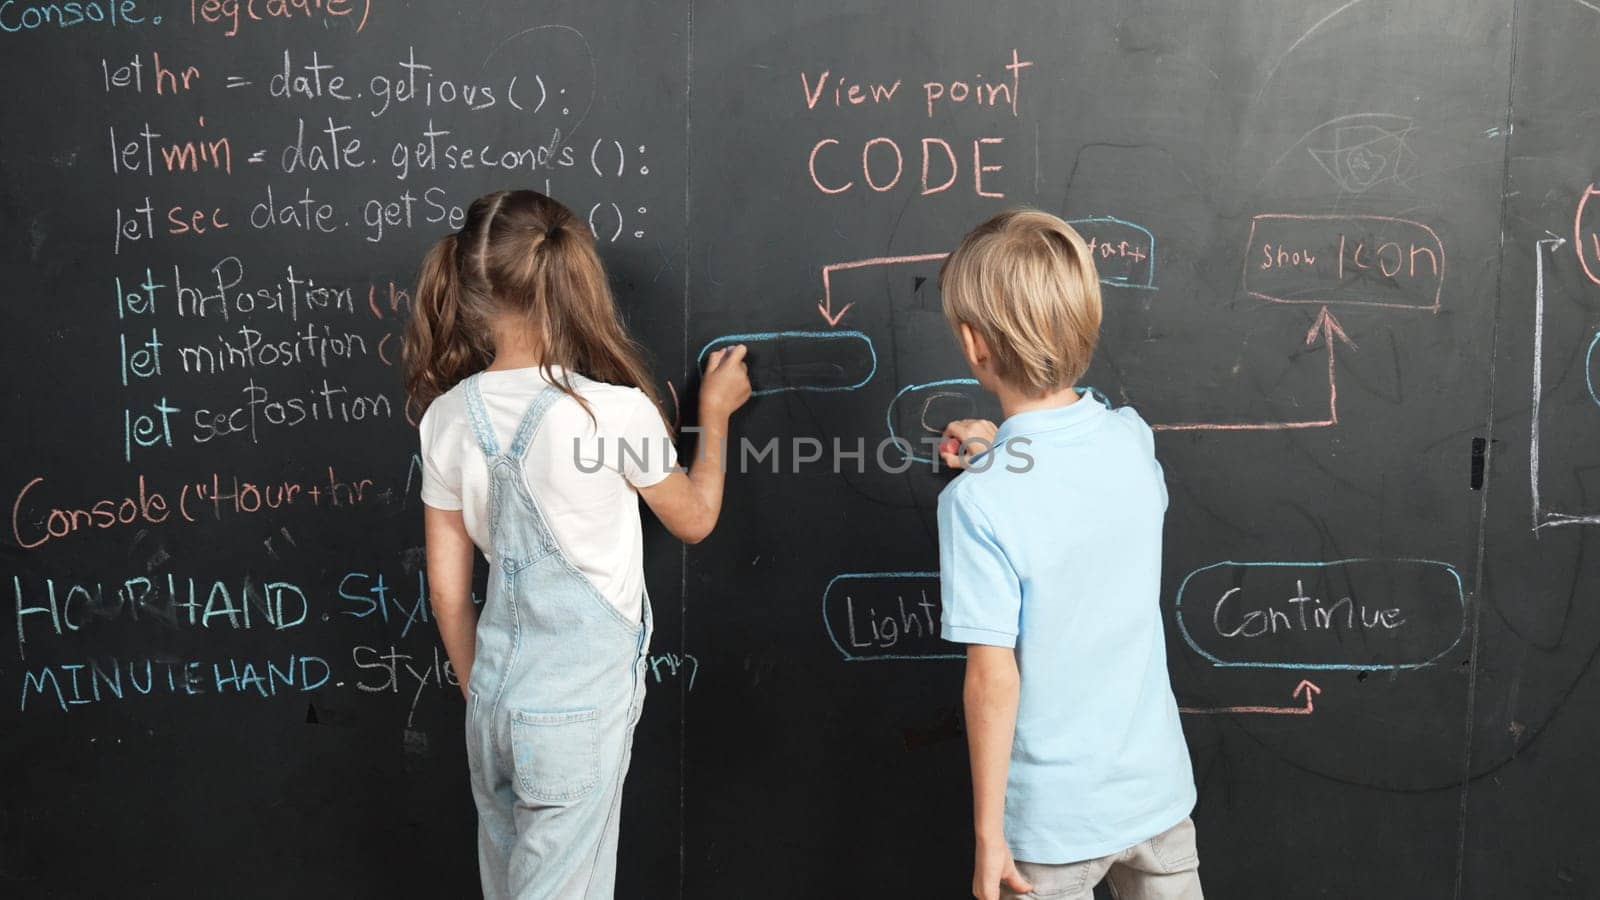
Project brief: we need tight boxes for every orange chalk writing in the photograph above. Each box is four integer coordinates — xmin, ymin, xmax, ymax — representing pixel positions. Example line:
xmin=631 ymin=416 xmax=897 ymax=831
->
xmin=1242 ymin=214 xmax=1445 ymax=311
xmin=13 ymin=468 xmax=378 ymax=550
xmin=862 ymin=137 xmax=902 ymax=192
xmin=189 ymin=0 xmax=372 ymax=38
xmin=921 ymin=138 xmax=957 ymax=195
xmin=922 ymin=50 xmax=1034 ymax=118
xmin=974 ymin=137 xmax=1004 ymax=198
xmin=799 ymin=70 xmax=901 ymax=109
xmin=808 ymin=136 xmax=1006 ymax=198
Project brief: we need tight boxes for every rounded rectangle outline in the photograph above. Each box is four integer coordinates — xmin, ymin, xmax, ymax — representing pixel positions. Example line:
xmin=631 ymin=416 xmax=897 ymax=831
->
xmin=1241 ymin=213 xmax=1445 ymax=311
xmin=1069 ymin=215 xmax=1158 ymax=290
xmin=885 ymin=383 xmax=1110 ymax=464
xmin=697 ymin=330 xmax=877 ymax=396
xmin=1174 ymin=557 xmax=1465 ymax=670
xmin=886 ymin=378 xmax=980 ymax=464
xmin=822 ymin=571 xmax=961 ymax=662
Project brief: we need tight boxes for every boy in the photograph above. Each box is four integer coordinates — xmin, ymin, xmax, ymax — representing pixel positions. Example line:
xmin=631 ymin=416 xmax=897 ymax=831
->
xmin=935 ymin=209 xmax=1201 ymax=900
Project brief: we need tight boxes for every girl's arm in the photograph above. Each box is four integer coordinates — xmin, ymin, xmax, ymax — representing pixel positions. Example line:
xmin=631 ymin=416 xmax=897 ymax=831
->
xmin=639 ymin=345 xmax=751 ymax=544
xmin=425 ymin=504 xmax=479 ymax=697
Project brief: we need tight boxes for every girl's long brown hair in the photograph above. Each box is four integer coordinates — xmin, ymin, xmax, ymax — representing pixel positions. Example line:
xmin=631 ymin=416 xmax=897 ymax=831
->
xmin=403 ymin=190 xmax=663 ymax=420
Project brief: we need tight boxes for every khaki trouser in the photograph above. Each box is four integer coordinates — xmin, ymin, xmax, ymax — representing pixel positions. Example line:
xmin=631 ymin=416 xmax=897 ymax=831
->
xmin=1002 ymin=817 xmax=1203 ymax=900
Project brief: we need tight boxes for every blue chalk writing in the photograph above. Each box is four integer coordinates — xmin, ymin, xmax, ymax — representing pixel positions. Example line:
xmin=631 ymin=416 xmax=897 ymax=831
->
xmin=19 ymin=653 xmax=329 ymax=712
xmin=339 ymin=569 xmax=482 ymax=637
xmin=340 ymin=570 xmax=429 ymax=637
xmin=647 ymin=652 xmax=699 ymax=690
xmin=0 ymin=0 xmax=156 ymax=34
xmin=1068 ymin=216 xmax=1158 ymax=290
xmin=14 ymin=573 xmax=308 ymax=659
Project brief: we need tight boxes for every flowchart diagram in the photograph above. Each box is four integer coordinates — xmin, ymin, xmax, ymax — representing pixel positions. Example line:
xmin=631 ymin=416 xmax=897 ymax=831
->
xmin=705 ymin=212 xmax=1443 ymax=432
xmin=700 ymin=208 xmax=1471 ymax=715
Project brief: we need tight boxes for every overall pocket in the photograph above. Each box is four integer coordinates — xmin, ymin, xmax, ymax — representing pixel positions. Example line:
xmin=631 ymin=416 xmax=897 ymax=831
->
xmin=510 ymin=707 xmax=601 ymax=803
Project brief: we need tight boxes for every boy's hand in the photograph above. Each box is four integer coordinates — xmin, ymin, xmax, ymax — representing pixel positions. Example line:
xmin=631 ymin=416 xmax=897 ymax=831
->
xmin=700 ymin=345 xmax=751 ymax=421
xmin=972 ymin=839 xmax=1032 ymax=900
xmin=941 ymin=418 xmax=999 ymax=469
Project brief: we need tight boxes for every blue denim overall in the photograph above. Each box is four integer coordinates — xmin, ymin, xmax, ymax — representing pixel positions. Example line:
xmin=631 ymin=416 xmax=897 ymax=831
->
xmin=461 ymin=374 xmax=653 ymax=900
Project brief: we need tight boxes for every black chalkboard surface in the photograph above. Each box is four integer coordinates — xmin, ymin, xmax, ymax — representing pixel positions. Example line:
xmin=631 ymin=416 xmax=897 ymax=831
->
xmin=2 ymin=1 xmax=1598 ymax=897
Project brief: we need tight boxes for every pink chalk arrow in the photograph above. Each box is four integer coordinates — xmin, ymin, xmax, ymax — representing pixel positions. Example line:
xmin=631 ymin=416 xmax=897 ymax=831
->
xmin=1304 ymin=304 xmax=1354 ymax=350
xmin=1179 ymin=678 xmax=1322 ymax=717
xmin=817 ymin=295 xmax=853 ymax=327
xmin=815 ymin=252 xmax=951 ymax=327
xmin=1154 ymin=306 xmax=1355 ymax=432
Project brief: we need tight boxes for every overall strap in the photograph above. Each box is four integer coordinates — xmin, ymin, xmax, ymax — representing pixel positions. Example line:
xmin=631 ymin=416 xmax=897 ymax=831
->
xmin=464 ymin=372 xmax=586 ymax=463
xmin=462 ymin=374 xmax=502 ymax=459
xmin=507 ymin=379 xmax=573 ymax=461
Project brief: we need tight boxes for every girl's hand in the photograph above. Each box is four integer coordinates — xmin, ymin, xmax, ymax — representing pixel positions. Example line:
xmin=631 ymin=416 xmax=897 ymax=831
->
xmin=940 ymin=418 xmax=999 ymax=469
xmin=640 ymin=345 xmax=750 ymax=545
xmin=700 ymin=344 xmax=752 ymax=421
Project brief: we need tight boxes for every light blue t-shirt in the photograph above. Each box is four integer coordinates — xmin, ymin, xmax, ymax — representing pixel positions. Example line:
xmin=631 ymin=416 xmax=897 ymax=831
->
xmin=938 ymin=394 xmax=1196 ymax=864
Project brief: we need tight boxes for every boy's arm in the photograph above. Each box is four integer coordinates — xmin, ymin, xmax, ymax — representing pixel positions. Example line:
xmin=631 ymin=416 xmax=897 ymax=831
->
xmin=964 ymin=644 xmax=1032 ymax=900
xmin=938 ymin=489 xmax=1029 ymax=898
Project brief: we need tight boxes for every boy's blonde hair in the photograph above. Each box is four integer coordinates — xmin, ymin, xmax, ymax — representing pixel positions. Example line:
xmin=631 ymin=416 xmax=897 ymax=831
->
xmin=939 ymin=208 xmax=1102 ymax=396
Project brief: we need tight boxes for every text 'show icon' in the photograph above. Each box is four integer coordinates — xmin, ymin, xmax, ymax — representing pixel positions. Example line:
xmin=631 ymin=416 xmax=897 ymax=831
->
xmin=1242 ymin=214 xmax=1445 ymax=312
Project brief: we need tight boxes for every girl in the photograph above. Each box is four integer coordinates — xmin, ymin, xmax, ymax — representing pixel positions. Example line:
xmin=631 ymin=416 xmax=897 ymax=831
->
xmin=404 ymin=189 xmax=750 ymax=899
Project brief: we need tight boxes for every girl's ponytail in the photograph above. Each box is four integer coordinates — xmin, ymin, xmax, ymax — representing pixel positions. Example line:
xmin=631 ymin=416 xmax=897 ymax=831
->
xmin=404 ymin=189 xmax=666 ymax=423
xmin=404 ymin=233 xmax=487 ymax=414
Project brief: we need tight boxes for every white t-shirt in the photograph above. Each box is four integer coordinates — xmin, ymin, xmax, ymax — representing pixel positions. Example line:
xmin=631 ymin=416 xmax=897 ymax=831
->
xmin=418 ymin=366 xmax=678 ymax=621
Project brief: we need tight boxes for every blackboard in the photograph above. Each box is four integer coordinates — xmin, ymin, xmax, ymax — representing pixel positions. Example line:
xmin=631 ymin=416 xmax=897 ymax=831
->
xmin=2 ymin=1 xmax=1598 ymax=897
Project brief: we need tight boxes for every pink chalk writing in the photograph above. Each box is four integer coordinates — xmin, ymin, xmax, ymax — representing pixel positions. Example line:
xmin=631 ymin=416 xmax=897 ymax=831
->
xmin=1242 ymin=214 xmax=1445 ymax=312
